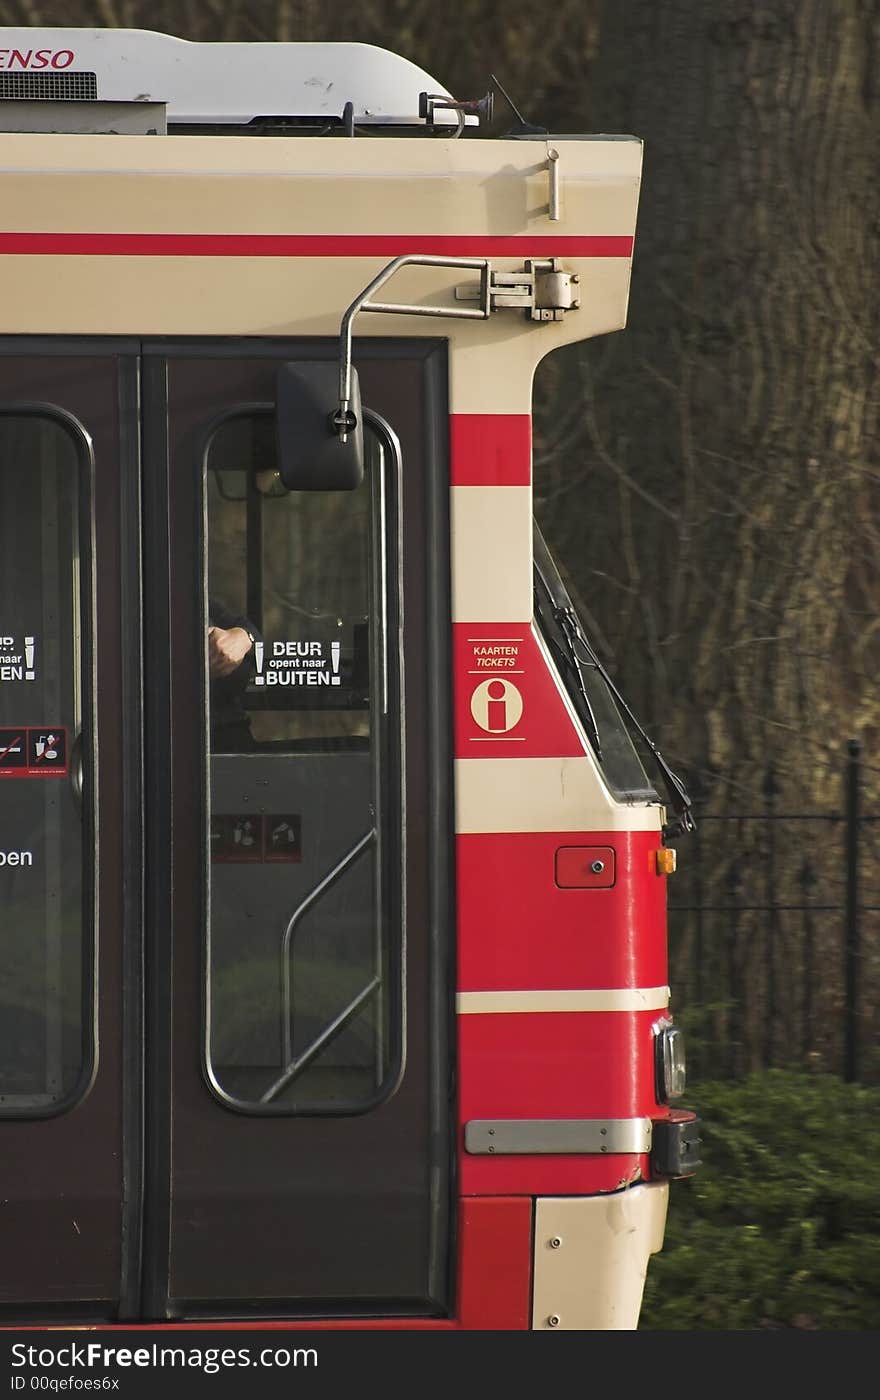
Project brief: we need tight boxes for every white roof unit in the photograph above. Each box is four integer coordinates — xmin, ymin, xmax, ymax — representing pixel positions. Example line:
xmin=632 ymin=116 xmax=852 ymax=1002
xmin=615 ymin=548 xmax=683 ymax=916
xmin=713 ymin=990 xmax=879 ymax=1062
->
xmin=0 ymin=27 xmax=476 ymax=127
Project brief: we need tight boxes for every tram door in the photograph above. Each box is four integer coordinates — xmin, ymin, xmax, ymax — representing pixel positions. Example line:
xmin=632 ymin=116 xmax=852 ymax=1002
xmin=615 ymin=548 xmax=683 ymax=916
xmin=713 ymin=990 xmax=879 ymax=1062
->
xmin=0 ymin=344 xmax=452 ymax=1321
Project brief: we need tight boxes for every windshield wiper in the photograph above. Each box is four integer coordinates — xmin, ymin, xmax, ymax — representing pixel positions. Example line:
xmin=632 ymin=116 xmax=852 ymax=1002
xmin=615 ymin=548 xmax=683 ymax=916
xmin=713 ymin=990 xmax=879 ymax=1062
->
xmin=559 ymin=604 xmax=695 ymax=838
xmin=534 ymin=551 xmax=695 ymax=837
xmin=535 ymin=573 xmax=603 ymax=758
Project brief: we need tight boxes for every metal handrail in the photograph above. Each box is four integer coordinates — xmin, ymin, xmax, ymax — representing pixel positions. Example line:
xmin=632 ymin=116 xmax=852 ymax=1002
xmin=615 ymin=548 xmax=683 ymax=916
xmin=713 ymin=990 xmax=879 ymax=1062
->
xmin=264 ymin=827 xmax=378 ymax=1101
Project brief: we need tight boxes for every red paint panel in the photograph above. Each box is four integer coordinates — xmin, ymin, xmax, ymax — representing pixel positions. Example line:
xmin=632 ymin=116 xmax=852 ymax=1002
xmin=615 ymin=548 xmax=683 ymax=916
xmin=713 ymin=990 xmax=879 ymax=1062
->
xmin=449 ymin=415 xmax=531 ymax=485
xmin=454 ymin=624 xmax=585 ymax=758
xmin=456 ymin=1196 xmax=533 ymax=1329
xmin=457 ymin=1009 xmax=661 ymax=1196
xmin=457 ymin=830 xmax=668 ymax=991
xmin=460 ymin=1148 xmax=648 ymax=1197
xmin=459 ymin=1008 xmax=659 ymax=1120
xmin=0 ymin=233 xmax=635 ymax=259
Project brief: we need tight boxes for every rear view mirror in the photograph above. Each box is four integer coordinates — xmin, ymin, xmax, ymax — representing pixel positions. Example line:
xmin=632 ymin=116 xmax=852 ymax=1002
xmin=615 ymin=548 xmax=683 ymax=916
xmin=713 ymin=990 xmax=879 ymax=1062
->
xmin=275 ymin=362 xmax=365 ymax=490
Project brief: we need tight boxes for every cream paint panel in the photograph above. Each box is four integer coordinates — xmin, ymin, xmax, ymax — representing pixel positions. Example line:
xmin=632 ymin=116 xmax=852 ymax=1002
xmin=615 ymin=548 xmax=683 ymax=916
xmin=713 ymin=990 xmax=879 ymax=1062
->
xmin=0 ymin=168 xmax=636 ymax=242
xmin=0 ymin=252 xmax=632 ymax=415
xmin=0 ymin=254 xmax=381 ymax=336
xmin=447 ymin=259 xmax=635 ymax=413
xmin=0 ymin=164 xmax=640 ymax=237
xmin=451 ymin=486 xmax=532 ymax=622
xmin=457 ymin=988 xmax=670 ymax=1014
xmin=0 ymin=129 xmax=641 ymax=190
xmin=532 ymin=1186 xmax=669 ymax=1330
xmin=0 ymin=134 xmax=642 ymax=413
xmin=455 ymin=756 xmax=663 ymax=834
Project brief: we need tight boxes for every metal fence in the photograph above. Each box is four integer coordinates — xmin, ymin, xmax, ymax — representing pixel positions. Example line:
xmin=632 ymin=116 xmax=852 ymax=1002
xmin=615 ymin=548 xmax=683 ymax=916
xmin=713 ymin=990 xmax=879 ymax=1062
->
xmin=668 ymin=739 xmax=878 ymax=1084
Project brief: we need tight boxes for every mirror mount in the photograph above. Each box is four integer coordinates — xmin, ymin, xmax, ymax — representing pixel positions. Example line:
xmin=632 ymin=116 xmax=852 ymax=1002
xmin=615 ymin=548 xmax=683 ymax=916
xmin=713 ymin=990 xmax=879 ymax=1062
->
xmin=336 ymin=253 xmax=491 ymax=442
xmin=277 ymin=254 xmax=493 ymax=490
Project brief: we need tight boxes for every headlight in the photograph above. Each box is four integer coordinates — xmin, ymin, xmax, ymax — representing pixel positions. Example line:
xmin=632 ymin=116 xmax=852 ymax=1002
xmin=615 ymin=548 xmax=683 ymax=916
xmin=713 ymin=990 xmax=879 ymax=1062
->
xmin=654 ymin=1022 xmax=687 ymax=1102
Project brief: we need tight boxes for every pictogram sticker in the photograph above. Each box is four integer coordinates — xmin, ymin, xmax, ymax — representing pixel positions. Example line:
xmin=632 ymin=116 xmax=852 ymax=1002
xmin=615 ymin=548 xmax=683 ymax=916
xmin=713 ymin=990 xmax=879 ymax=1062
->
xmin=27 ymin=728 xmax=68 ymax=775
xmin=210 ymin=814 xmax=263 ymax=862
xmin=265 ymin=814 xmax=302 ymax=862
xmin=0 ymin=726 xmax=68 ymax=777
xmin=470 ymin=678 xmax=524 ymax=734
xmin=210 ymin=813 xmax=302 ymax=864
xmin=0 ymin=729 xmax=26 ymax=773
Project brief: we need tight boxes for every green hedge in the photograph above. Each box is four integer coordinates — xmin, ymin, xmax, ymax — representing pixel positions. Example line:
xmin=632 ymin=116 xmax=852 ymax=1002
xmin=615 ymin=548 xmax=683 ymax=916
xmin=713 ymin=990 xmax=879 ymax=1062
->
xmin=639 ymin=1070 xmax=880 ymax=1329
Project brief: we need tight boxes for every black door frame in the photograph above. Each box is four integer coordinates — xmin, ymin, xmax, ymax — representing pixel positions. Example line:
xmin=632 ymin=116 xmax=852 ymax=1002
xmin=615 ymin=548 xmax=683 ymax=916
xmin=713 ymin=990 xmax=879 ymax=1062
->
xmin=0 ymin=335 xmax=455 ymax=1322
xmin=139 ymin=338 xmax=456 ymax=1320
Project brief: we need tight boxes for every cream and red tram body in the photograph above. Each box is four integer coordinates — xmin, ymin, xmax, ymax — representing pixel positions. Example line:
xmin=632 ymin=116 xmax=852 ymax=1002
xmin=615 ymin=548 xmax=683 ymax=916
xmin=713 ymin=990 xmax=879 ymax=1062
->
xmin=0 ymin=29 xmax=699 ymax=1329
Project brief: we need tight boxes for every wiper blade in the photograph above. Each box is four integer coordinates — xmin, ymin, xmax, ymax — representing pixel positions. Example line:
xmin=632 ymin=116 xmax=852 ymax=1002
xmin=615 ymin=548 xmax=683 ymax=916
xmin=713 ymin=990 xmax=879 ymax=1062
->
xmin=533 ymin=547 xmax=695 ymax=838
xmin=534 ymin=571 xmax=603 ymax=758
xmin=560 ymin=610 xmax=696 ymax=837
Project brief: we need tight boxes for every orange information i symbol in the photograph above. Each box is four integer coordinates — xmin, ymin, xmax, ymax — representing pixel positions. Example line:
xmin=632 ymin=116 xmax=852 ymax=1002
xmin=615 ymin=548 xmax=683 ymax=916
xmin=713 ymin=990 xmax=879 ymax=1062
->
xmin=470 ymin=678 xmax=524 ymax=734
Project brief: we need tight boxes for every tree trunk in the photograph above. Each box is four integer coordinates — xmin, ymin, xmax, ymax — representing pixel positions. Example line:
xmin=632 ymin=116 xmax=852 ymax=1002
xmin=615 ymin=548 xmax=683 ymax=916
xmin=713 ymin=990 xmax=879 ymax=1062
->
xmin=531 ymin=0 xmax=880 ymax=1076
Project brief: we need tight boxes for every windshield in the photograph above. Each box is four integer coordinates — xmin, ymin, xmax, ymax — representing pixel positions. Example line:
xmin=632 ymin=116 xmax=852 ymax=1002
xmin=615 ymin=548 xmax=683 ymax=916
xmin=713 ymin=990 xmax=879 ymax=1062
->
xmin=533 ymin=522 xmax=658 ymax=803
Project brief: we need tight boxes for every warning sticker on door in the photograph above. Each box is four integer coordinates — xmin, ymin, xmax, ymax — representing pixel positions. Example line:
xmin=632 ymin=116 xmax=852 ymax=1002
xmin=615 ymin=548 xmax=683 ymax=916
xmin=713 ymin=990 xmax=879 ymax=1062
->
xmin=0 ymin=633 xmax=38 ymax=683
xmin=0 ymin=726 xmax=67 ymax=777
xmin=252 ymin=639 xmax=342 ymax=688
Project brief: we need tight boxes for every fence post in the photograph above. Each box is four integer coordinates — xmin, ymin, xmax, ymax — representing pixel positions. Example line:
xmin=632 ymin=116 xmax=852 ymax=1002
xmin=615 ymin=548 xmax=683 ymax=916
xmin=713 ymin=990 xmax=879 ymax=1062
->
xmin=844 ymin=738 xmax=861 ymax=1082
xmin=725 ymin=859 xmax=743 ymax=1076
xmin=693 ymin=817 xmax=704 ymax=1007
xmin=763 ymin=764 xmax=780 ymax=1067
xmin=799 ymin=856 xmax=816 ymax=1068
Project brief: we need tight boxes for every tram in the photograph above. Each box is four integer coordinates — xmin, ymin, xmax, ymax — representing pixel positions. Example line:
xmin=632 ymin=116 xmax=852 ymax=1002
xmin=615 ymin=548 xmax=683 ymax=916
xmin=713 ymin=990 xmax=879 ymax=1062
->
xmin=0 ymin=28 xmax=700 ymax=1329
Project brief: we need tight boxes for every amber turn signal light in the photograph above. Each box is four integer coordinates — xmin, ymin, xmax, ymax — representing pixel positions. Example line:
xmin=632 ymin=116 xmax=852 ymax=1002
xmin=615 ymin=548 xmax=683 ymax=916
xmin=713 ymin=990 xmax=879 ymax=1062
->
xmin=655 ymin=848 xmax=677 ymax=875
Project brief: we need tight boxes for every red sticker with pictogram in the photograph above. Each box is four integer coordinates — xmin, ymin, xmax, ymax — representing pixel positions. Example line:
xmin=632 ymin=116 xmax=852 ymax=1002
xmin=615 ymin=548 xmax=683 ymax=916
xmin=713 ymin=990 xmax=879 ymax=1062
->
xmin=0 ymin=726 xmax=68 ymax=777
xmin=454 ymin=625 xmax=586 ymax=757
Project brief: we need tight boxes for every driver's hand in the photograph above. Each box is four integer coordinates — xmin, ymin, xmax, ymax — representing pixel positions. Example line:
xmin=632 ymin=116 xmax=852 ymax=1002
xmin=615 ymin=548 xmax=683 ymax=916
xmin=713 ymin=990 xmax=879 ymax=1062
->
xmin=208 ymin=625 xmax=253 ymax=677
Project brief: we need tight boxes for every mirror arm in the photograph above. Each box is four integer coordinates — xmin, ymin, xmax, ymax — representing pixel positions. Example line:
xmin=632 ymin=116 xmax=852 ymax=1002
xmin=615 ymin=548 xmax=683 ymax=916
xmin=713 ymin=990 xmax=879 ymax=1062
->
xmin=336 ymin=254 xmax=492 ymax=440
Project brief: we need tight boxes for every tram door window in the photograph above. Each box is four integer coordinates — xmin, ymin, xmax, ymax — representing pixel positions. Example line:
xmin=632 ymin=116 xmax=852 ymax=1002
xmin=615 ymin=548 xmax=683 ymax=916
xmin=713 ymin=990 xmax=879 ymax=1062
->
xmin=0 ymin=415 xmax=91 ymax=1110
xmin=0 ymin=354 xmax=130 ymax=1316
xmin=203 ymin=413 xmax=397 ymax=1110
